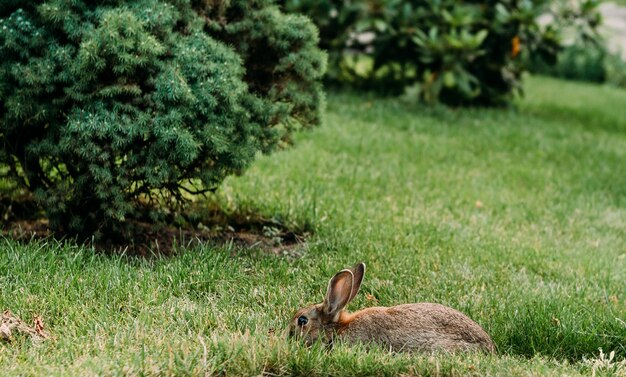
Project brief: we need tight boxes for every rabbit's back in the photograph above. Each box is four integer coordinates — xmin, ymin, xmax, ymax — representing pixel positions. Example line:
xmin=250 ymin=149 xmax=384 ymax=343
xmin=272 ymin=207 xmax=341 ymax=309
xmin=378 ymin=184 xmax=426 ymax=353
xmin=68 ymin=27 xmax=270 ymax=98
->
xmin=338 ymin=303 xmax=495 ymax=353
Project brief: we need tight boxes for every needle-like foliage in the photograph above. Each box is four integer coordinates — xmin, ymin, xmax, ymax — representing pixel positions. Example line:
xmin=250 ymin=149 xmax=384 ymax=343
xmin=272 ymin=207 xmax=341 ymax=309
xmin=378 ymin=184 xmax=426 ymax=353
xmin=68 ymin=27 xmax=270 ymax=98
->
xmin=0 ymin=0 xmax=326 ymax=239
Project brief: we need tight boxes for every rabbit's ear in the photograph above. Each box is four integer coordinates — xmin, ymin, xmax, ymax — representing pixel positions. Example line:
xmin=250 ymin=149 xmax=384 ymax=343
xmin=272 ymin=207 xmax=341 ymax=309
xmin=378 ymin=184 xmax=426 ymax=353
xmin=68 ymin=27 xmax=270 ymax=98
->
xmin=323 ymin=269 xmax=353 ymax=317
xmin=348 ymin=262 xmax=365 ymax=303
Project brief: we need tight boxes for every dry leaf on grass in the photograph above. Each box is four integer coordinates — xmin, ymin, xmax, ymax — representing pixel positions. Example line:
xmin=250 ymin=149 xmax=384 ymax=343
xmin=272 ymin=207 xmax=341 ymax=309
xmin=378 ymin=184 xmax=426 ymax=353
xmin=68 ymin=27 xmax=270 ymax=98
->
xmin=0 ymin=321 xmax=12 ymax=340
xmin=1 ymin=310 xmax=49 ymax=342
xmin=33 ymin=315 xmax=49 ymax=339
xmin=365 ymin=293 xmax=379 ymax=303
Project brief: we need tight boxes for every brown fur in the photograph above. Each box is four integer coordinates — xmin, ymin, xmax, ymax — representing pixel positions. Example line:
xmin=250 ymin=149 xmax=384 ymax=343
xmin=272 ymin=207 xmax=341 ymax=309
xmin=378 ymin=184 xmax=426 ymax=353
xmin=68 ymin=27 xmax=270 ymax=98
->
xmin=288 ymin=263 xmax=495 ymax=353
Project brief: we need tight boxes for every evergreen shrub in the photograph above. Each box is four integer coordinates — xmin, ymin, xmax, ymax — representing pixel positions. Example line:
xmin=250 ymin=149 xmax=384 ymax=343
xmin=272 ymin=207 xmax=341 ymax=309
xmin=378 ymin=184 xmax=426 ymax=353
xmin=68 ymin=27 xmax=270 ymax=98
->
xmin=0 ymin=0 xmax=325 ymax=239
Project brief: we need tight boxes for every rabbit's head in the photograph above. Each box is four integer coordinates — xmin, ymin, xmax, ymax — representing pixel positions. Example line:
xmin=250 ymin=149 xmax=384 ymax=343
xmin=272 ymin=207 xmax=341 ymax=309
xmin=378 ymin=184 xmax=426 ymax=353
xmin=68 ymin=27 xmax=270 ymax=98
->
xmin=288 ymin=263 xmax=365 ymax=346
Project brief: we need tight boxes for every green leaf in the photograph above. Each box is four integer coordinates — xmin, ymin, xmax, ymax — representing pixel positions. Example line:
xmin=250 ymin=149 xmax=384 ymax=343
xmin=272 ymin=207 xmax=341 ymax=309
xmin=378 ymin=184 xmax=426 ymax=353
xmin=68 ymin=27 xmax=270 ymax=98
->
xmin=443 ymin=71 xmax=455 ymax=88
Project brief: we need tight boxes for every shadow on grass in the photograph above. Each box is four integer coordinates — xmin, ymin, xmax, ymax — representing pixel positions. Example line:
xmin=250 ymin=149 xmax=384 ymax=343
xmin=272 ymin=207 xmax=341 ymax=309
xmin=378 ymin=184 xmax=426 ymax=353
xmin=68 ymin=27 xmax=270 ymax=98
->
xmin=0 ymin=194 xmax=311 ymax=258
xmin=523 ymin=102 xmax=626 ymax=135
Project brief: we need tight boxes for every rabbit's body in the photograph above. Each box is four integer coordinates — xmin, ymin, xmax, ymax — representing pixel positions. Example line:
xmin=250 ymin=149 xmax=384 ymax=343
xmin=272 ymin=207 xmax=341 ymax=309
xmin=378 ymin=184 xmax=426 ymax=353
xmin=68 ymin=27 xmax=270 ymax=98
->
xmin=337 ymin=303 xmax=495 ymax=352
xmin=289 ymin=263 xmax=495 ymax=354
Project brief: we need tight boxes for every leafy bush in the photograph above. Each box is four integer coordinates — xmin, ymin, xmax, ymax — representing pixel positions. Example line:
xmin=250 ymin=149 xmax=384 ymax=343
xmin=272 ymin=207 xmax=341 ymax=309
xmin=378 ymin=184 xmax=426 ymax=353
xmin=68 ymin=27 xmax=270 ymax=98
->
xmin=281 ymin=0 xmax=564 ymax=105
xmin=532 ymin=43 xmax=606 ymax=82
xmin=529 ymin=0 xmax=612 ymax=83
xmin=0 ymin=0 xmax=325 ymax=239
xmin=529 ymin=0 xmax=626 ymax=89
xmin=533 ymin=42 xmax=626 ymax=88
xmin=604 ymin=51 xmax=626 ymax=88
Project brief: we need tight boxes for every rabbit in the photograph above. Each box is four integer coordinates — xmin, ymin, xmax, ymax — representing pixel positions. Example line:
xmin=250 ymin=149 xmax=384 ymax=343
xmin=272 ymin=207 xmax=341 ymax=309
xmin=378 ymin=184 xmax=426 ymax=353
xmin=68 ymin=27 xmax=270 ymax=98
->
xmin=288 ymin=262 xmax=495 ymax=353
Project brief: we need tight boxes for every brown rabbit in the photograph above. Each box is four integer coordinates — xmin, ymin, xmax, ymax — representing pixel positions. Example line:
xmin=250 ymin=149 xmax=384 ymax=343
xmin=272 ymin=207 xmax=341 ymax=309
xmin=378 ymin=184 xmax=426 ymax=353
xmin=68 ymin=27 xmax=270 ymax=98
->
xmin=288 ymin=263 xmax=495 ymax=353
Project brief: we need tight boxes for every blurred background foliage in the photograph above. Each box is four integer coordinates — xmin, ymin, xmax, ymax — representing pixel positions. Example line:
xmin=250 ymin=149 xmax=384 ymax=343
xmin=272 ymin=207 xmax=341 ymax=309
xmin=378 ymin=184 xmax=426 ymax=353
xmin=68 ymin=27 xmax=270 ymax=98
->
xmin=281 ymin=0 xmax=623 ymax=105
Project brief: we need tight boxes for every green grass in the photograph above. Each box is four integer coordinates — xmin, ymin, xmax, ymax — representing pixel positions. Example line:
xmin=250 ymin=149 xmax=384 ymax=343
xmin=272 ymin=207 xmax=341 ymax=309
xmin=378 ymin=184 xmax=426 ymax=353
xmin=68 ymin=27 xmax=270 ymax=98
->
xmin=1 ymin=76 xmax=625 ymax=376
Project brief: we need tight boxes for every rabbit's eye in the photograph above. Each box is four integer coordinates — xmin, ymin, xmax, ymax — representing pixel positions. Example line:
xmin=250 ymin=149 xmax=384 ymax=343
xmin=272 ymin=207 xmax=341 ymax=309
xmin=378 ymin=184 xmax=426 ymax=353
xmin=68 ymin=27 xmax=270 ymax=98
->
xmin=297 ymin=316 xmax=308 ymax=326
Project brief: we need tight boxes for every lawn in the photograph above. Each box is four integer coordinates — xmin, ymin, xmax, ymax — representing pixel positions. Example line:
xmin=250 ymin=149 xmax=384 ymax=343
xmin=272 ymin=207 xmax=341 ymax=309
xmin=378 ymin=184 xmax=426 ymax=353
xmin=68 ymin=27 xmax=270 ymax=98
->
xmin=1 ymin=76 xmax=625 ymax=376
